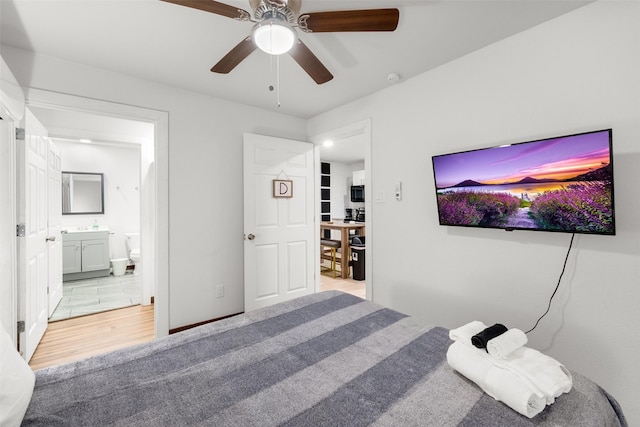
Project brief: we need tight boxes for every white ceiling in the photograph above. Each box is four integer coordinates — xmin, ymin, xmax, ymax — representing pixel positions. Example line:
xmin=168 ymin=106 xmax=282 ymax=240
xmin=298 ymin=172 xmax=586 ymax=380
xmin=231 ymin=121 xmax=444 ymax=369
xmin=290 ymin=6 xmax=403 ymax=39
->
xmin=27 ymin=105 xmax=155 ymax=146
xmin=1 ymin=0 xmax=591 ymax=163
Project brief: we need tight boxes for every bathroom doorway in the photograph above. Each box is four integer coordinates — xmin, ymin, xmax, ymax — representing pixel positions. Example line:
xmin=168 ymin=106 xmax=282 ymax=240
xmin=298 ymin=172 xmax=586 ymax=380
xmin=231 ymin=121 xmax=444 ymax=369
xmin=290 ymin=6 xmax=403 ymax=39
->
xmin=21 ymin=88 xmax=169 ymax=341
xmin=44 ymin=133 xmax=145 ymax=322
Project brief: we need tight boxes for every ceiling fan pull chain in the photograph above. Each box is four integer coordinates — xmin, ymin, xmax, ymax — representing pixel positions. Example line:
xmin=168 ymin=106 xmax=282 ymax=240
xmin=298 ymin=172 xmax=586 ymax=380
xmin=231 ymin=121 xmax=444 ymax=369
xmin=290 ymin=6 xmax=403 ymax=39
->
xmin=270 ymin=47 xmax=274 ymax=76
xmin=277 ymin=55 xmax=281 ymax=108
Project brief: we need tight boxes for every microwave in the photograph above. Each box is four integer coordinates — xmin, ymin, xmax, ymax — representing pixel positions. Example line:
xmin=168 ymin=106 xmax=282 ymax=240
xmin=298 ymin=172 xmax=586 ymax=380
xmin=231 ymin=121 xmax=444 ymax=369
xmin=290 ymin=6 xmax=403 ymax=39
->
xmin=350 ymin=185 xmax=364 ymax=203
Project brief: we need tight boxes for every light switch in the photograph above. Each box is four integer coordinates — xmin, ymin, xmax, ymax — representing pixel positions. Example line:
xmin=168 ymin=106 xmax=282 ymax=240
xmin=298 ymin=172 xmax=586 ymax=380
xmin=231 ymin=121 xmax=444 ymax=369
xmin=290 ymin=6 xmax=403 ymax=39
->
xmin=394 ymin=181 xmax=402 ymax=201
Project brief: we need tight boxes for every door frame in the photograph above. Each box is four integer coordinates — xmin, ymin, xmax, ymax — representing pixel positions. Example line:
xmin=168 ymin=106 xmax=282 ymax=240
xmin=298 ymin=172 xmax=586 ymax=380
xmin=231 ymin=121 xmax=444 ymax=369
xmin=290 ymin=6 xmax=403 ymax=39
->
xmin=309 ymin=118 xmax=372 ymax=300
xmin=47 ymin=141 xmax=63 ymax=317
xmin=22 ymin=88 xmax=170 ymax=338
xmin=0 ymin=112 xmax=19 ymax=342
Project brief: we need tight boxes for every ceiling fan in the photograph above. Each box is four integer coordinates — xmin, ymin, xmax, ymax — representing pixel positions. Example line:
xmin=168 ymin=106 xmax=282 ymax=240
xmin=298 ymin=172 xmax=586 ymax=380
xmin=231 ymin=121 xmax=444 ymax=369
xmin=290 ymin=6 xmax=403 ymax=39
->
xmin=161 ymin=0 xmax=400 ymax=84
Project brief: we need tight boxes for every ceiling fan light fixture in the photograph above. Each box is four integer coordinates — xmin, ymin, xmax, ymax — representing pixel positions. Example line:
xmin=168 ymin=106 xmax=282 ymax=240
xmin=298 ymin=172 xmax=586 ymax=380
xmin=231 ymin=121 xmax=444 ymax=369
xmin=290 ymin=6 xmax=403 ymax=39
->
xmin=252 ymin=19 xmax=297 ymax=55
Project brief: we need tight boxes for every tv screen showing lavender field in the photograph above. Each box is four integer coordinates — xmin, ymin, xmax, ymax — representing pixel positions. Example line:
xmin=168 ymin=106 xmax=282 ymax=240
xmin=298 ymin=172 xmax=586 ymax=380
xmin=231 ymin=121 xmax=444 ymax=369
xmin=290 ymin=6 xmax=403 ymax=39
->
xmin=432 ymin=129 xmax=615 ymax=235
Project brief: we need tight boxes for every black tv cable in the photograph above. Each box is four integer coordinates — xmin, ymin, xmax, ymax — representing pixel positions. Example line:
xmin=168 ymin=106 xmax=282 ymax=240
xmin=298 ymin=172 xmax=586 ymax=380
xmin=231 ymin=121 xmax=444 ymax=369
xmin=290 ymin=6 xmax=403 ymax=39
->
xmin=525 ymin=233 xmax=575 ymax=334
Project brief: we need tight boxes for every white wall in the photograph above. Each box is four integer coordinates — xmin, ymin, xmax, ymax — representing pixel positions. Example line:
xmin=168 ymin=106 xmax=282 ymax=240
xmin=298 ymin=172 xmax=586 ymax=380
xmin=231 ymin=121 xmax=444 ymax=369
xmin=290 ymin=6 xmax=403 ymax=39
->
xmin=0 ymin=45 xmax=307 ymax=330
xmin=0 ymin=113 xmax=17 ymax=340
xmin=309 ymin=1 xmax=639 ymax=424
xmin=328 ymin=161 xmax=349 ymax=222
xmin=56 ymin=141 xmax=140 ymax=259
xmin=0 ymin=55 xmax=23 ymax=340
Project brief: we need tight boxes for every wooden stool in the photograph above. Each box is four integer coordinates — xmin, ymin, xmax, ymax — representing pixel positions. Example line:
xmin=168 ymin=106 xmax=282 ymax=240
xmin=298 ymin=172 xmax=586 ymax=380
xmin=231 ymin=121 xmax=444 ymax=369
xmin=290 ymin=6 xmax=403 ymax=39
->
xmin=320 ymin=239 xmax=341 ymax=277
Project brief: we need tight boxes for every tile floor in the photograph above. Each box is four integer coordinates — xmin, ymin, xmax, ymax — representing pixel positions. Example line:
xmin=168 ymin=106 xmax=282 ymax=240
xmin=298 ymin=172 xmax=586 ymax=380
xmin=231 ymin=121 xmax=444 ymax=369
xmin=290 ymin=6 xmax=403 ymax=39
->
xmin=320 ymin=255 xmax=366 ymax=299
xmin=50 ymin=273 xmax=142 ymax=321
xmin=49 ymin=266 xmax=358 ymax=322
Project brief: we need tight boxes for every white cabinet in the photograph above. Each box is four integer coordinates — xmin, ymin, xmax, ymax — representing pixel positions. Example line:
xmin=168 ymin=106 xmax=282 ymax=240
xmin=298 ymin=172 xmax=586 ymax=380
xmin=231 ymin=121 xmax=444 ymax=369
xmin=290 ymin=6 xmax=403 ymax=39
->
xmin=352 ymin=170 xmax=365 ymax=185
xmin=62 ymin=230 xmax=110 ymax=281
xmin=62 ymin=241 xmax=82 ymax=274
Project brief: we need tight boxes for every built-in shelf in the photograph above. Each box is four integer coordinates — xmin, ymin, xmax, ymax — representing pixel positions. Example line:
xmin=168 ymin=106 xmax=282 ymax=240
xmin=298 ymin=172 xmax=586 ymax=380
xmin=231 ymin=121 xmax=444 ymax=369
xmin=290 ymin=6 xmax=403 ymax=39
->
xmin=321 ymin=162 xmax=331 ymax=238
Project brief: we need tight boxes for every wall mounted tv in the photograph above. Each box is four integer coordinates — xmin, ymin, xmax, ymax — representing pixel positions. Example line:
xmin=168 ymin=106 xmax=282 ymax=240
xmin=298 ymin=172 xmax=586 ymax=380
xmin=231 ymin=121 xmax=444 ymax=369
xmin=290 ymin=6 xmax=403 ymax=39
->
xmin=431 ymin=129 xmax=615 ymax=235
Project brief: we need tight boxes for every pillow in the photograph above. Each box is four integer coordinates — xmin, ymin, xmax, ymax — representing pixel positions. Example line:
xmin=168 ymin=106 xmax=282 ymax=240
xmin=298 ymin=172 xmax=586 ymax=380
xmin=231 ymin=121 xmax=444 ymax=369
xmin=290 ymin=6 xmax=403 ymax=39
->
xmin=0 ymin=326 xmax=35 ymax=427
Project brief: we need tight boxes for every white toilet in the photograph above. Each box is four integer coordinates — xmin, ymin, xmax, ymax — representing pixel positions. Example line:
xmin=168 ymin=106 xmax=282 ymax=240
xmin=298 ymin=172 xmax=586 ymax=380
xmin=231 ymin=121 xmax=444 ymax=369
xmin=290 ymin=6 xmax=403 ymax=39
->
xmin=125 ymin=233 xmax=141 ymax=275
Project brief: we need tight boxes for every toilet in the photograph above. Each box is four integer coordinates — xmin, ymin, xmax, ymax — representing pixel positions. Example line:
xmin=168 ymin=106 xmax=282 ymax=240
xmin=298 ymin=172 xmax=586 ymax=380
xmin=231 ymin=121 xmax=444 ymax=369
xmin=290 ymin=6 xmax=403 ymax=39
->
xmin=125 ymin=233 xmax=141 ymax=275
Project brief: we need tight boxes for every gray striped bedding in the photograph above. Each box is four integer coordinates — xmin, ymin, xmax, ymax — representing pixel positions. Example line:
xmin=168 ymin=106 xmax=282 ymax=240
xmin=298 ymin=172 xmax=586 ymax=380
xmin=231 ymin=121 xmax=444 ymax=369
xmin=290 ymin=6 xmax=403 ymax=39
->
xmin=22 ymin=291 xmax=626 ymax=426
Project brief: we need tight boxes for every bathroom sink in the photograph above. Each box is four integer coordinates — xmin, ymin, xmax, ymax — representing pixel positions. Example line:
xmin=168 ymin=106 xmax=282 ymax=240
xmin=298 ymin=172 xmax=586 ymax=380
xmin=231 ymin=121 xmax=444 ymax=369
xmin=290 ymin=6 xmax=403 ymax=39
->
xmin=62 ymin=226 xmax=109 ymax=233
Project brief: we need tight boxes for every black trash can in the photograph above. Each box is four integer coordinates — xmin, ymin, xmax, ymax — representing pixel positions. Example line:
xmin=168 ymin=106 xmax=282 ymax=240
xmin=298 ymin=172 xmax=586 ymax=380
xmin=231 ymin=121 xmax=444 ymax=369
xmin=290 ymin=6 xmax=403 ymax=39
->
xmin=351 ymin=245 xmax=365 ymax=281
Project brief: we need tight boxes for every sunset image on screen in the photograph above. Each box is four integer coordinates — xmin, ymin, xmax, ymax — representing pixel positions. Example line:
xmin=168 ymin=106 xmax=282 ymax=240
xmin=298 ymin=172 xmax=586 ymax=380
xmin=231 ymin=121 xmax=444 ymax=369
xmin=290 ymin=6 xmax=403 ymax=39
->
xmin=432 ymin=129 xmax=615 ymax=235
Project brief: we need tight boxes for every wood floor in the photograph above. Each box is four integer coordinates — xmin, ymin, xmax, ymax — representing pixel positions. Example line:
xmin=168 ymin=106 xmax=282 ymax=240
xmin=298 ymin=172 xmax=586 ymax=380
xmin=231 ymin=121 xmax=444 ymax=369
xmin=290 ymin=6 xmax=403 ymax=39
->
xmin=29 ymin=304 xmax=154 ymax=371
xmin=29 ymin=276 xmax=364 ymax=370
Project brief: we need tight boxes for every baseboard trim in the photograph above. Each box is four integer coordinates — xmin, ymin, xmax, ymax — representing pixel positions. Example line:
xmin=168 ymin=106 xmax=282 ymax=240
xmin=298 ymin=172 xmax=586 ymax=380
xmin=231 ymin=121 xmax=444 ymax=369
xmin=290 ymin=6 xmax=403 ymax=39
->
xmin=169 ymin=312 xmax=243 ymax=334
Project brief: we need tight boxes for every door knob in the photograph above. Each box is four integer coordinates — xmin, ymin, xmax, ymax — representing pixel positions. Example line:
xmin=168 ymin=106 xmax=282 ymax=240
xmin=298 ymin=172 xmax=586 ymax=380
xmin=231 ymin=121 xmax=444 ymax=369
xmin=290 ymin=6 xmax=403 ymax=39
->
xmin=46 ymin=236 xmax=56 ymax=242
xmin=247 ymin=233 xmax=256 ymax=240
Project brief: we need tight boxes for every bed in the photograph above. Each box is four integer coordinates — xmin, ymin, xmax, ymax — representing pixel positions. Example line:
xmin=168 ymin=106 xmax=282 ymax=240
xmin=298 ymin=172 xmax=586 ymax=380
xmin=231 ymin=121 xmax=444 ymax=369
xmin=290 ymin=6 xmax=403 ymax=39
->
xmin=19 ymin=291 xmax=626 ymax=426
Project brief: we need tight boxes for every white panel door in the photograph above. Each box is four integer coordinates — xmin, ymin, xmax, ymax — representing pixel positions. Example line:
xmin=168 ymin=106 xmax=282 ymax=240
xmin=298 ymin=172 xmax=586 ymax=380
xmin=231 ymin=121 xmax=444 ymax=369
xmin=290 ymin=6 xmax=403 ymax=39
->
xmin=19 ymin=109 xmax=49 ymax=361
xmin=243 ymin=133 xmax=316 ymax=311
xmin=47 ymin=142 xmax=63 ymax=316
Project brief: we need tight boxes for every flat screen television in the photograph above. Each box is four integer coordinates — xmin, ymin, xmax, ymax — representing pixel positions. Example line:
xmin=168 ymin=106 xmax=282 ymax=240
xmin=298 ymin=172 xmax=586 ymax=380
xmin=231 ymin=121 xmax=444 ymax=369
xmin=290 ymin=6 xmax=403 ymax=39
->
xmin=431 ymin=129 xmax=615 ymax=235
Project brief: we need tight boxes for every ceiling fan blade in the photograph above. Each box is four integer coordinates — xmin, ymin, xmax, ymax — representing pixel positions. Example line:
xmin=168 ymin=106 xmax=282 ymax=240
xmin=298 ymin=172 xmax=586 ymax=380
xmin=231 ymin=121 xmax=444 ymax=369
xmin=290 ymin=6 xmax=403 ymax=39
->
xmin=211 ymin=37 xmax=257 ymax=74
xmin=298 ymin=9 xmax=399 ymax=33
xmin=289 ymin=40 xmax=333 ymax=85
xmin=160 ymin=0 xmax=250 ymax=20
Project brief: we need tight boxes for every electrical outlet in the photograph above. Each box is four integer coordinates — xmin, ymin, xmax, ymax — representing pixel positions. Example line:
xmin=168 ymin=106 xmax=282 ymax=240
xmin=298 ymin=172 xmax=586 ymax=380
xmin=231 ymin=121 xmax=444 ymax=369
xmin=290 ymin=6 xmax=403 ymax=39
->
xmin=216 ymin=285 xmax=224 ymax=298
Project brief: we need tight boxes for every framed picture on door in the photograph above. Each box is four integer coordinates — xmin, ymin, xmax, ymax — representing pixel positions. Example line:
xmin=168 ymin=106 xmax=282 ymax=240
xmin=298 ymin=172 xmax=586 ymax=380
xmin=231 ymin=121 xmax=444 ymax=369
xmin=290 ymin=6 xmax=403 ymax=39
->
xmin=273 ymin=179 xmax=293 ymax=198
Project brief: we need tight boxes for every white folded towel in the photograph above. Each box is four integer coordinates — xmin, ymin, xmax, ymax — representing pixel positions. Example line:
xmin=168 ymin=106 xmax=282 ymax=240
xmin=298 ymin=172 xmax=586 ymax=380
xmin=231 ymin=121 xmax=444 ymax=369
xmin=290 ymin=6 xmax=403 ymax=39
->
xmin=449 ymin=321 xmax=487 ymax=345
xmin=446 ymin=340 xmax=492 ymax=384
xmin=486 ymin=328 xmax=528 ymax=359
xmin=448 ymin=322 xmax=573 ymax=415
xmin=447 ymin=341 xmax=547 ymax=418
xmin=492 ymin=346 xmax=573 ymax=404
xmin=483 ymin=364 xmax=547 ymax=418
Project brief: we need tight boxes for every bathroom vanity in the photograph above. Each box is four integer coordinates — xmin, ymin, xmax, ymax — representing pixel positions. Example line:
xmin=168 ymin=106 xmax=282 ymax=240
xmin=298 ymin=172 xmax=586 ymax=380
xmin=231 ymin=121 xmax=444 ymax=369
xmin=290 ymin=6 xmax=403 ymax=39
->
xmin=62 ymin=229 xmax=110 ymax=281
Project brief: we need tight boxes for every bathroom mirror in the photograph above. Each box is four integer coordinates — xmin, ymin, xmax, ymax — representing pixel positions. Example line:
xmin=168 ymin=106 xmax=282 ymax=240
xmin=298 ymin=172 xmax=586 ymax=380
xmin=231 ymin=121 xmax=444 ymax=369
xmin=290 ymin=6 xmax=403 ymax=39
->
xmin=62 ymin=171 xmax=105 ymax=215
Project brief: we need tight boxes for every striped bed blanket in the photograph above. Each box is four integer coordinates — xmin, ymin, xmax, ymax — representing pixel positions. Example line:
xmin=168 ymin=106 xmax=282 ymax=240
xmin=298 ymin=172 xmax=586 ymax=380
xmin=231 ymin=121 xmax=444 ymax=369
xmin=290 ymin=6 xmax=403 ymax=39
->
xmin=23 ymin=291 xmax=626 ymax=426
